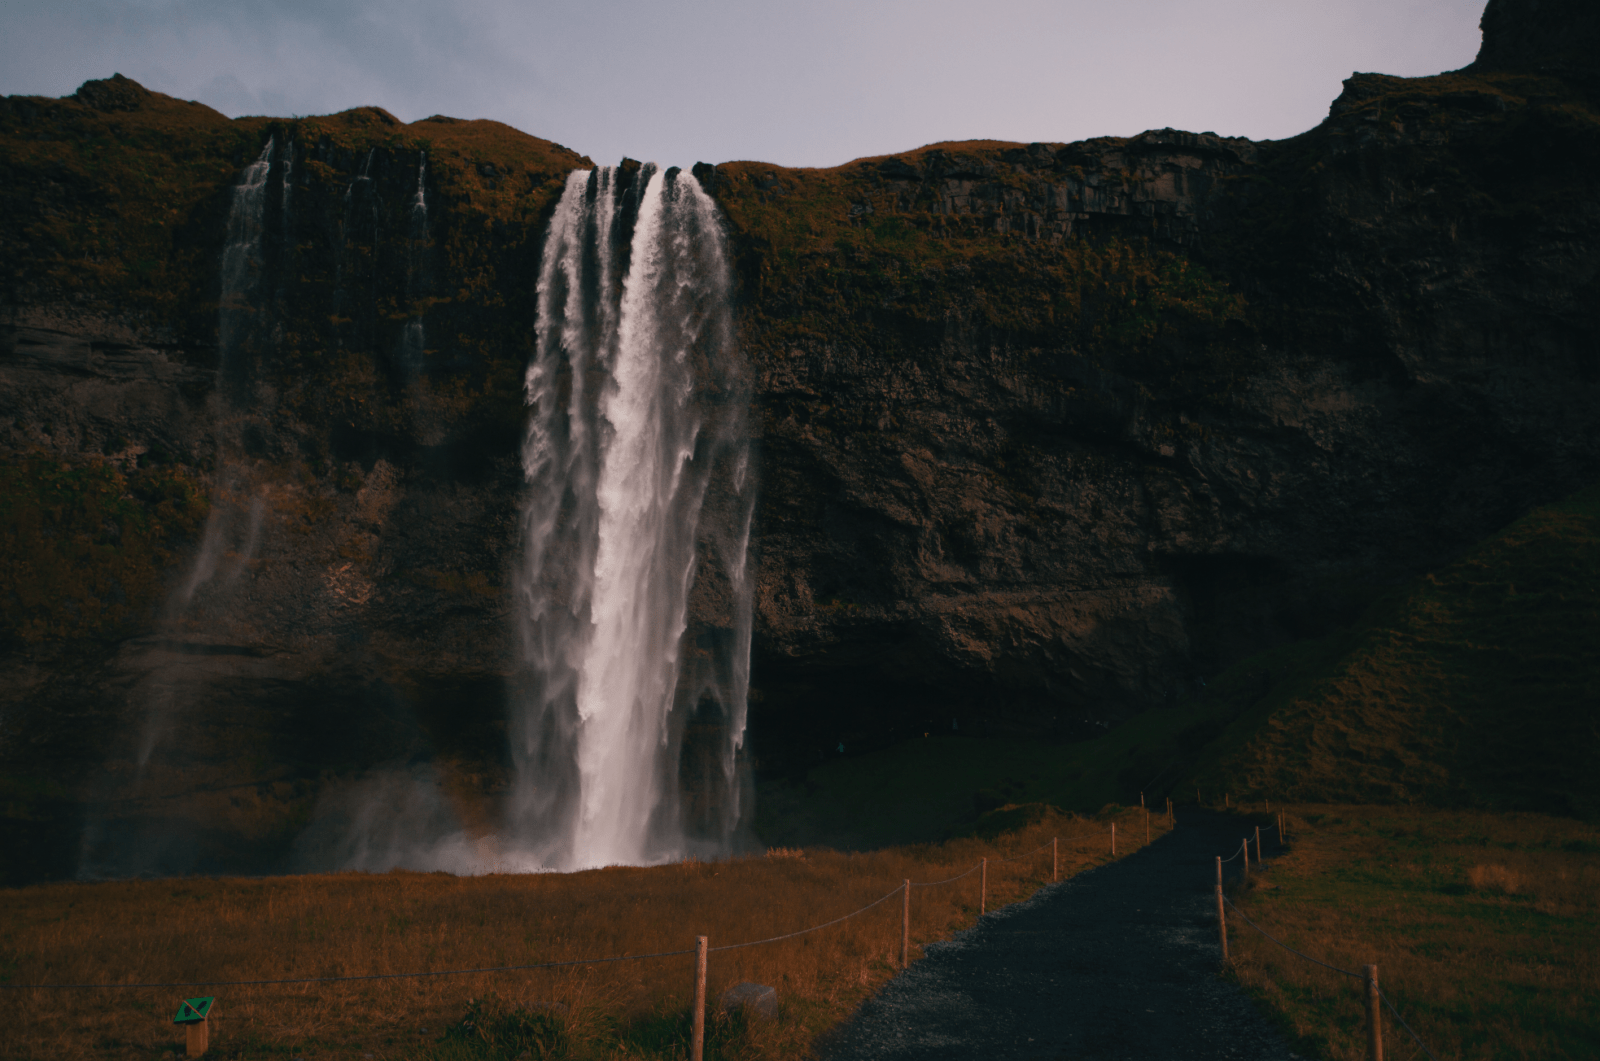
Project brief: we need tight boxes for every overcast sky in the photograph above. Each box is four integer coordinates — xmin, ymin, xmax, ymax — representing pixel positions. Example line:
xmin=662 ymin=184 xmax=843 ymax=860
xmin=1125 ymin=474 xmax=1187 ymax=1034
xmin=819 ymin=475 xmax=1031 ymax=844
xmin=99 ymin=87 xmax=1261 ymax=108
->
xmin=3 ymin=0 xmax=1486 ymax=168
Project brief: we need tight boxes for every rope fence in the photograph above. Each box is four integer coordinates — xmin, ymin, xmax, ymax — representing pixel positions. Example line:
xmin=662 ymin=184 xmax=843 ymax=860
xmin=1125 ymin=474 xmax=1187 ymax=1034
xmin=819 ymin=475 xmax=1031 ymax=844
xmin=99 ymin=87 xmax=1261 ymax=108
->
xmin=3 ymin=808 xmax=1444 ymax=1061
xmin=708 ymin=884 xmax=904 ymax=952
xmin=1214 ymin=820 xmax=1442 ymax=1061
xmin=908 ymin=863 xmax=984 ymax=888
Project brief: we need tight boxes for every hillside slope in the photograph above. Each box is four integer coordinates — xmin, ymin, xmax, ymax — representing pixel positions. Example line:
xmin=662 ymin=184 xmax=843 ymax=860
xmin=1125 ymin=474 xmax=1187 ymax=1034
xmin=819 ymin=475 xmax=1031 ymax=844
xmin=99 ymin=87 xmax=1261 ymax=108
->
xmin=1191 ymin=485 xmax=1600 ymax=816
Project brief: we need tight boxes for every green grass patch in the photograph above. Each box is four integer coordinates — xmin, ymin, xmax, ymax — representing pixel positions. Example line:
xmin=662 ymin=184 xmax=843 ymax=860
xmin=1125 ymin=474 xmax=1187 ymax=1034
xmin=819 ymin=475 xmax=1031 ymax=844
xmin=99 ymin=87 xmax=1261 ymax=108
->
xmin=1229 ymin=805 xmax=1600 ymax=1060
xmin=1195 ymin=485 xmax=1600 ymax=816
xmin=0 ymin=453 xmax=209 ymax=642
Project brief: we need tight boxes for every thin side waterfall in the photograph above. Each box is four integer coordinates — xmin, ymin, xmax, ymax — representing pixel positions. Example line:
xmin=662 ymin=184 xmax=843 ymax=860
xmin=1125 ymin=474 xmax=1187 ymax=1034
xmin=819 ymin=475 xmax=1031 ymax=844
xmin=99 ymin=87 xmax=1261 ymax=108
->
xmin=510 ymin=164 xmax=753 ymax=870
xmin=77 ymin=137 xmax=279 ymax=878
xmin=281 ymin=138 xmax=294 ymax=237
xmin=215 ymin=139 xmax=274 ymax=397
xmin=399 ymin=152 xmax=427 ymax=377
xmin=178 ymin=136 xmax=275 ymax=608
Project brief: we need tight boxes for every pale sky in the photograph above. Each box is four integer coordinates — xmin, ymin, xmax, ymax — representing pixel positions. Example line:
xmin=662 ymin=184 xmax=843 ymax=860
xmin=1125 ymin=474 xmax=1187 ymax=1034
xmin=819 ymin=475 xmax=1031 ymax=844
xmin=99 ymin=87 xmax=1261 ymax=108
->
xmin=2 ymin=0 xmax=1487 ymax=168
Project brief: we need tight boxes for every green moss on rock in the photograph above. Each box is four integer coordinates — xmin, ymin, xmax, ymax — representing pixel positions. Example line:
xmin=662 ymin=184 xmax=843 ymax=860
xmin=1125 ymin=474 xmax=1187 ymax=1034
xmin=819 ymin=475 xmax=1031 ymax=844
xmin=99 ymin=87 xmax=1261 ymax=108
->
xmin=0 ymin=454 xmax=209 ymax=642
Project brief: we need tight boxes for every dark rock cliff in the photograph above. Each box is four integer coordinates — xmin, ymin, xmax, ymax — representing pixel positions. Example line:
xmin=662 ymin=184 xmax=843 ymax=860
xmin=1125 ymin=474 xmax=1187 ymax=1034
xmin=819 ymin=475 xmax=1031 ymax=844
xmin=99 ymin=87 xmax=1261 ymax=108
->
xmin=718 ymin=47 xmax=1599 ymax=764
xmin=1 ymin=0 xmax=1597 ymax=880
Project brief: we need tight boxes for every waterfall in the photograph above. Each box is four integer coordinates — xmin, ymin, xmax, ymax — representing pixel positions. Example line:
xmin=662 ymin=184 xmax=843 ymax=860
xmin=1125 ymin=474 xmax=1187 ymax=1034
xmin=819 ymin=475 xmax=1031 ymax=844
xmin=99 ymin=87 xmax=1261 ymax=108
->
xmin=509 ymin=164 xmax=754 ymax=870
xmin=78 ymin=137 xmax=280 ymax=878
xmin=215 ymin=138 xmax=274 ymax=396
xmin=281 ymin=138 xmax=294 ymax=236
xmin=399 ymin=152 xmax=427 ymax=377
xmin=290 ymin=163 xmax=752 ymax=877
xmin=177 ymin=136 xmax=275 ymax=609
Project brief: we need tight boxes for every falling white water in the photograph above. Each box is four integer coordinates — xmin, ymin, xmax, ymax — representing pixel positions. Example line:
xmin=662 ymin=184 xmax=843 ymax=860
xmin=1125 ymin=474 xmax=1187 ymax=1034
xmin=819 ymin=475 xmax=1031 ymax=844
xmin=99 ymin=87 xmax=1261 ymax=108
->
xmin=290 ymin=164 xmax=752 ymax=877
xmin=281 ymin=139 xmax=294 ymax=234
xmin=411 ymin=152 xmax=427 ymax=215
xmin=509 ymin=164 xmax=754 ymax=870
xmin=399 ymin=152 xmax=428 ymax=375
xmin=177 ymin=137 xmax=276 ymax=611
xmin=216 ymin=138 xmax=274 ymax=380
xmin=78 ymin=139 xmax=281 ymax=878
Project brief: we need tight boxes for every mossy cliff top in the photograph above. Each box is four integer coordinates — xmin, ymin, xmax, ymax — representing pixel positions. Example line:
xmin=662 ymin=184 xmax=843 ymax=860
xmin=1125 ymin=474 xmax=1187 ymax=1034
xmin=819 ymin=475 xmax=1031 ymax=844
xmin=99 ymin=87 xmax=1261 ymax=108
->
xmin=0 ymin=73 xmax=587 ymax=317
xmin=702 ymin=61 xmax=1599 ymax=337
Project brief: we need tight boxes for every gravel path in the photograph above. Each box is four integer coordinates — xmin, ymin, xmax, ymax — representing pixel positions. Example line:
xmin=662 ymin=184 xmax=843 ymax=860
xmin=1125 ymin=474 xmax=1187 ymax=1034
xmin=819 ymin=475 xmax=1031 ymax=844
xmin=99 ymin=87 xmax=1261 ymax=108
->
xmin=817 ymin=811 xmax=1305 ymax=1060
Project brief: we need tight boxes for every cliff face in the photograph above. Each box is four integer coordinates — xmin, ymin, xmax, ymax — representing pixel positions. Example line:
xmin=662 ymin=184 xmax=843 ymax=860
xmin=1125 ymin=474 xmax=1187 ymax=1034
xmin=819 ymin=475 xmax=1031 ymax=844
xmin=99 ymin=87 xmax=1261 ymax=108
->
xmin=0 ymin=85 xmax=588 ymax=878
xmin=716 ymin=62 xmax=1599 ymax=763
xmin=2 ymin=1 xmax=1598 ymax=879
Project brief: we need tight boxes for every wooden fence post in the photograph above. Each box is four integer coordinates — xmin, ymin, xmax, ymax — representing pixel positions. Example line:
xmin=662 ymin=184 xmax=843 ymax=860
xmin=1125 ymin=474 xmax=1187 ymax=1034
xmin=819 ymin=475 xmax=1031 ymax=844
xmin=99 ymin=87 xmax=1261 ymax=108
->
xmin=1280 ymin=810 xmax=1285 ymax=843
xmin=1111 ymin=822 xmax=1116 ymax=856
xmin=1242 ymin=838 xmax=1250 ymax=881
xmin=1225 ymin=792 xmax=1230 ymax=809
xmin=980 ymin=858 xmax=987 ymax=914
xmin=1145 ymin=808 xmax=1151 ymax=844
xmin=1365 ymin=964 xmax=1384 ymax=1061
xmin=1255 ymin=826 xmax=1262 ymax=863
xmin=1052 ymin=837 xmax=1058 ymax=881
xmin=1215 ymin=855 xmax=1228 ymax=961
xmin=691 ymin=936 xmax=708 ymax=1061
xmin=901 ymin=880 xmax=910 ymax=969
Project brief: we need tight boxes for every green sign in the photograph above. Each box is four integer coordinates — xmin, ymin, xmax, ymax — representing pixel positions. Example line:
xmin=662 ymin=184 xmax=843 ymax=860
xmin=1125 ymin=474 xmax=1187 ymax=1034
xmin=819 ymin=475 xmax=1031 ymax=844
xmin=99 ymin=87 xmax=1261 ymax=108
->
xmin=173 ymin=997 xmax=214 ymax=1024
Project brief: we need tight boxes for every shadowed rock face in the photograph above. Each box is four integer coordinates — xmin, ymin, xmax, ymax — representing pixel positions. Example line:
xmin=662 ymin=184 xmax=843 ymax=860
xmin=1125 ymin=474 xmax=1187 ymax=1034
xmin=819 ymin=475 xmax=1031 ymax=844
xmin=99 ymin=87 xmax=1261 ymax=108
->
xmin=726 ymin=42 xmax=1600 ymax=763
xmin=1474 ymin=0 xmax=1600 ymax=81
xmin=2 ymin=0 xmax=1598 ymax=879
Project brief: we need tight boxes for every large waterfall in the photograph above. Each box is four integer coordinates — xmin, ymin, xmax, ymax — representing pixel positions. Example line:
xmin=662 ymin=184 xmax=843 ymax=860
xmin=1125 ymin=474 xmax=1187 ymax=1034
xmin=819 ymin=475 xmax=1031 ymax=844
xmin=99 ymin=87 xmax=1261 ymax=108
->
xmin=294 ymin=163 xmax=755 ymax=874
xmin=509 ymin=165 xmax=754 ymax=870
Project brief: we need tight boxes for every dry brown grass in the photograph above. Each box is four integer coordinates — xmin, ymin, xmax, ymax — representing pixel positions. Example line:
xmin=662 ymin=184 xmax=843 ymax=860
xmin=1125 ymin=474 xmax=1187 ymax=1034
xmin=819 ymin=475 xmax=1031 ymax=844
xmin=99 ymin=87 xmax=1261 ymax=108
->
xmin=0 ymin=805 xmax=1160 ymax=1060
xmin=1223 ymin=805 xmax=1600 ymax=1060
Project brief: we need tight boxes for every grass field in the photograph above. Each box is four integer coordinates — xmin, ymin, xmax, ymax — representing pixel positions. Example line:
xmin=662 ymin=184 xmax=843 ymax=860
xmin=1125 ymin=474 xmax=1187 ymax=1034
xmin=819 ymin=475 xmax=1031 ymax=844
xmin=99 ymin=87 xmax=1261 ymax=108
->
xmin=1193 ymin=485 xmax=1600 ymax=816
xmin=0 ymin=805 xmax=1159 ymax=1060
xmin=1224 ymin=804 xmax=1600 ymax=1060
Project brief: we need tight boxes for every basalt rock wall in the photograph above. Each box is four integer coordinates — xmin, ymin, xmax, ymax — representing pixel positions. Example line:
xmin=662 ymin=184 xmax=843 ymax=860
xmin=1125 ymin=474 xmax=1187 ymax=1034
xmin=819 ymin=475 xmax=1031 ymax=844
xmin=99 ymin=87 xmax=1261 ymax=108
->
xmin=712 ymin=51 xmax=1599 ymax=761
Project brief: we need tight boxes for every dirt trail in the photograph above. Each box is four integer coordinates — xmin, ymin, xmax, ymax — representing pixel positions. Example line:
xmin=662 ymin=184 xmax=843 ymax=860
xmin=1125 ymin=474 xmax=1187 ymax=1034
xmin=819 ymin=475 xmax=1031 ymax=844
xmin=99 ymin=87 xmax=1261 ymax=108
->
xmin=817 ymin=810 xmax=1303 ymax=1060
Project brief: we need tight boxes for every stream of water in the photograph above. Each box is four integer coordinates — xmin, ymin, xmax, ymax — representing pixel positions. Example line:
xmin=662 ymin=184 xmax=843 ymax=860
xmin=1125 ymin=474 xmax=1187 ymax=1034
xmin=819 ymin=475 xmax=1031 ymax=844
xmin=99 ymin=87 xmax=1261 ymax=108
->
xmin=509 ymin=164 xmax=753 ymax=870
xmin=298 ymin=164 xmax=754 ymax=874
